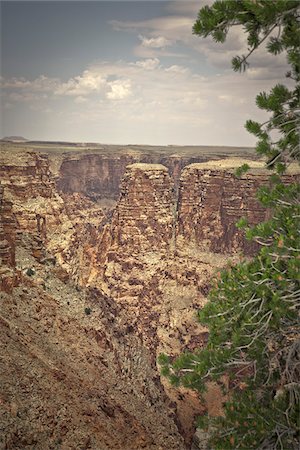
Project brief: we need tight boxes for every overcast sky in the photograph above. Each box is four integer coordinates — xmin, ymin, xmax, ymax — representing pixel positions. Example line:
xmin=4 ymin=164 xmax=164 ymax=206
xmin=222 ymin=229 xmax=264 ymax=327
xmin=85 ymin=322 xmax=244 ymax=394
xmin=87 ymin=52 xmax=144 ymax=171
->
xmin=0 ymin=1 xmax=291 ymax=146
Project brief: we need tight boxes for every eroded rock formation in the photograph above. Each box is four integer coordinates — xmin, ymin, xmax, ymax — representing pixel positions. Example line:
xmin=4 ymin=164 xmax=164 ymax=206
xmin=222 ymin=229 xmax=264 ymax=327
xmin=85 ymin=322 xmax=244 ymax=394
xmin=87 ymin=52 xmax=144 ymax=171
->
xmin=56 ymin=151 xmax=222 ymax=205
xmin=176 ymin=160 xmax=270 ymax=254
xmin=110 ymin=163 xmax=174 ymax=253
xmin=0 ymin=185 xmax=19 ymax=292
xmin=57 ymin=154 xmax=134 ymax=202
xmin=1 ymin=144 xmax=298 ymax=449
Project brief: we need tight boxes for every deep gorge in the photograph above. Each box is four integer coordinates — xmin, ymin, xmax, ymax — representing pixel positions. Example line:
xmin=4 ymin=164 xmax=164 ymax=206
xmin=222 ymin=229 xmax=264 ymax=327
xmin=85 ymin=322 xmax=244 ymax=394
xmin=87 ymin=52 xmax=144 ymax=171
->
xmin=1 ymin=143 xmax=298 ymax=449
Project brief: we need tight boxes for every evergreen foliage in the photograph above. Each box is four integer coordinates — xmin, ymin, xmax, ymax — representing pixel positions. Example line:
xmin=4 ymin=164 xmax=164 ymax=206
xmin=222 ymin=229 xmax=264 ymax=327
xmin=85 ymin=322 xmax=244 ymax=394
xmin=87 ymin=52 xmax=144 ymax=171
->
xmin=159 ymin=1 xmax=299 ymax=448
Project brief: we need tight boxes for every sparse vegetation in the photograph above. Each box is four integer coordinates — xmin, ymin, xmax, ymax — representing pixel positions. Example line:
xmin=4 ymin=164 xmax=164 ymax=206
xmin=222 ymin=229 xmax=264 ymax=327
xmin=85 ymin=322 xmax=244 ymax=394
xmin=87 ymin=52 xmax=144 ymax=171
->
xmin=84 ymin=307 xmax=92 ymax=315
xmin=234 ymin=163 xmax=250 ymax=178
xmin=26 ymin=268 xmax=35 ymax=277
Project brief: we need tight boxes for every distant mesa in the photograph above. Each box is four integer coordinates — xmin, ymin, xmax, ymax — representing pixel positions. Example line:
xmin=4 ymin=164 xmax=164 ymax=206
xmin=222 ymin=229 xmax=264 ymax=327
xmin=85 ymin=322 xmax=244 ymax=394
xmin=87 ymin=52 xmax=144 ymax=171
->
xmin=1 ymin=136 xmax=28 ymax=142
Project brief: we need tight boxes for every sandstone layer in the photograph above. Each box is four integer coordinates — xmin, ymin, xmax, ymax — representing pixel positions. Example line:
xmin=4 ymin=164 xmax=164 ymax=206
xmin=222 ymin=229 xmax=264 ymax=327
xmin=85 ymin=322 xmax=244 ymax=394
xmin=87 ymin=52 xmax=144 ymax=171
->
xmin=0 ymin=185 xmax=19 ymax=292
xmin=176 ymin=160 xmax=269 ymax=254
xmin=110 ymin=164 xmax=174 ymax=253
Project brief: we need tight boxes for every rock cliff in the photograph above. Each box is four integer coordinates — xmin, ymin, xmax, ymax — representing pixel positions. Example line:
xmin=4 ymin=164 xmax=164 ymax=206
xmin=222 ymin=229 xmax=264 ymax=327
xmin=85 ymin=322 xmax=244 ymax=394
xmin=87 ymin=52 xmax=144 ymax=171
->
xmin=110 ymin=164 xmax=174 ymax=253
xmin=176 ymin=160 xmax=269 ymax=254
xmin=57 ymin=153 xmax=134 ymax=202
xmin=56 ymin=149 xmax=237 ymax=205
xmin=1 ymin=143 xmax=298 ymax=449
xmin=0 ymin=185 xmax=19 ymax=292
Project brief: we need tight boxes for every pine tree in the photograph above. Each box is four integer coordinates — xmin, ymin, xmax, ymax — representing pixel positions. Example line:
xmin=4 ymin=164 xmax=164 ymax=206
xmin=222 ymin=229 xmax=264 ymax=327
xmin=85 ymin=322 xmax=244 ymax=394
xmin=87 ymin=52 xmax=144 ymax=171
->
xmin=159 ymin=1 xmax=300 ymax=448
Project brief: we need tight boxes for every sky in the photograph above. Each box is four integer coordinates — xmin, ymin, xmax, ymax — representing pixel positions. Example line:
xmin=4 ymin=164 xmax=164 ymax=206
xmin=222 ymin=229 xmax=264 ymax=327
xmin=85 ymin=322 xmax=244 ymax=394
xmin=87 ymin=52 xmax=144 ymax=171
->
xmin=0 ymin=1 xmax=291 ymax=146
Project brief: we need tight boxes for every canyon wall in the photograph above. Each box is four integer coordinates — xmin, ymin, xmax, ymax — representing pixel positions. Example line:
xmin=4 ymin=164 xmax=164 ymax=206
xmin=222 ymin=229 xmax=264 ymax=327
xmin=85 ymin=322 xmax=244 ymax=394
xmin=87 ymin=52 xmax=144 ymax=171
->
xmin=1 ymin=145 xmax=298 ymax=449
xmin=176 ymin=160 xmax=270 ymax=254
xmin=110 ymin=164 xmax=174 ymax=254
xmin=56 ymin=152 xmax=210 ymax=204
xmin=0 ymin=150 xmax=187 ymax=450
xmin=0 ymin=185 xmax=18 ymax=292
xmin=57 ymin=154 xmax=134 ymax=202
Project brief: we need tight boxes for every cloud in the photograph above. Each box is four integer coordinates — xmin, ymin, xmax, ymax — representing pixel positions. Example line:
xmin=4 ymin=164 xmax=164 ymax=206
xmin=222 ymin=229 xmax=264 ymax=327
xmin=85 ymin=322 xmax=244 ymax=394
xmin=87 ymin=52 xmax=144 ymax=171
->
xmin=2 ymin=67 xmax=134 ymax=104
xmin=165 ymin=64 xmax=189 ymax=74
xmin=8 ymin=91 xmax=47 ymax=102
xmin=106 ymin=79 xmax=132 ymax=100
xmin=109 ymin=3 xmax=289 ymax=81
xmin=135 ymin=58 xmax=160 ymax=70
xmin=54 ymin=70 xmax=106 ymax=96
xmin=2 ymin=1 xmax=293 ymax=145
xmin=1 ymin=55 xmax=291 ymax=146
xmin=191 ymin=25 xmax=289 ymax=78
xmin=139 ymin=34 xmax=172 ymax=49
xmin=110 ymin=16 xmax=193 ymax=44
xmin=2 ymin=75 xmax=59 ymax=92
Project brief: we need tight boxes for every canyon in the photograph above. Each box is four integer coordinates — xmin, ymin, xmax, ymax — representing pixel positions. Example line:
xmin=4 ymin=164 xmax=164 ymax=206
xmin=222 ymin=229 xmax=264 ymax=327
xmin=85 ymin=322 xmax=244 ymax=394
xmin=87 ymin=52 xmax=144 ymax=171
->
xmin=1 ymin=142 xmax=298 ymax=450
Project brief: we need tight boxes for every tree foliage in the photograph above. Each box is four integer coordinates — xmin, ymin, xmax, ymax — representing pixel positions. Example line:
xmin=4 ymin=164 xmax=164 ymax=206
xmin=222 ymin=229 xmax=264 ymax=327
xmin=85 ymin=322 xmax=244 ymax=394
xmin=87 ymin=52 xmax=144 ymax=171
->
xmin=159 ymin=1 xmax=300 ymax=448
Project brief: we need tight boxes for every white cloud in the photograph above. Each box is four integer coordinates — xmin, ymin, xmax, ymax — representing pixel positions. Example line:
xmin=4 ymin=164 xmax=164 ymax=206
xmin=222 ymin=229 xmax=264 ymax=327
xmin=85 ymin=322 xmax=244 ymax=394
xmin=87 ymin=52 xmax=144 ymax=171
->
xmin=55 ymin=70 xmax=106 ymax=96
xmin=110 ymin=16 xmax=193 ymax=45
xmin=165 ymin=64 xmax=189 ymax=74
xmin=2 ymin=75 xmax=59 ymax=92
xmin=218 ymin=94 xmax=232 ymax=102
xmin=106 ymin=79 xmax=132 ymax=100
xmin=139 ymin=34 xmax=172 ymax=49
xmin=110 ymin=4 xmax=289 ymax=80
xmin=135 ymin=58 xmax=160 ymax=70
xmin=1 ymin=56 xmax=291 ymax=146
xmin=1 ymin=1 xmax=294 ymax=145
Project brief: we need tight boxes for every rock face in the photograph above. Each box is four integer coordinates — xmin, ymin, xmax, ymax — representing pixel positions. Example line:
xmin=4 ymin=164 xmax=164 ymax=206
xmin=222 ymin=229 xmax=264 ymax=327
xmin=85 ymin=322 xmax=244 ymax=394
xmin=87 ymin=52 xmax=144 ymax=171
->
xmin=57 ymin=154 xmax=135 ymax=202
xmin=0 ymin=150 xmax=107 ymax=286
xmin=0 ymin=151 xmax=59 ymax=250
xmin=0 ymin=185 xmax=19 ymax=292
xmin=177 ymin=160 xmax=270 ymax=254
xmin=57 ymin=152 xmax=209 ymax=204
xmin=111 ymin=164 xmax=174 ymax=253
xmin=0 ymin=151 xmax=187 ymax=450
xmin=0 ymin=186 xmax=16 ymax=267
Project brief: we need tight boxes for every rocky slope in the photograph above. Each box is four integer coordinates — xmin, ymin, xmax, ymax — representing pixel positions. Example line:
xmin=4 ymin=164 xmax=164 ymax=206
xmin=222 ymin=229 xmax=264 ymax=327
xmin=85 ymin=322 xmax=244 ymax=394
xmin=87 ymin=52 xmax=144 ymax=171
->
xmin=0 ymin=258 xmax=185 ymax=450
xmin=1 ymin=144 xmax=298 ymax=449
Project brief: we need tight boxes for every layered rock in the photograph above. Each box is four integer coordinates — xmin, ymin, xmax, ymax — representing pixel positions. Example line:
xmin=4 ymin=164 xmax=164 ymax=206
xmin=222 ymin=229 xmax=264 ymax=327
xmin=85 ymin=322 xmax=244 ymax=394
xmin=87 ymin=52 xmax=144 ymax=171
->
xmin=2 ymin=146 xmax=298 ymax=449
xmin=57 ymin=154 xmax=135 ymax=202
xmin=0 ymin=150 xmax=109 ymax=286
xmin=110 ymin=164 xmax=174 ymax=254
xmin=57 ymin=192 xmax=107 ymax=286
xmin=56 ymin=152 xmax=209 ymax=207
xmin=177 ymin=160 xmax=270 ymax=254
xmin=0 ymin=154 xmax=187 ymax=448
xmin=0 ymin=151 xmax=61 ymax=255
xmin=97 ymin=163 xmax=176 ymax=318
xmin=0 ymin=186 xmax=16 ymax=267
xmin=0 ymin=185 xmax=19 ymax=292
xmin=0 ymin=151 xmax=54 ymax=200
